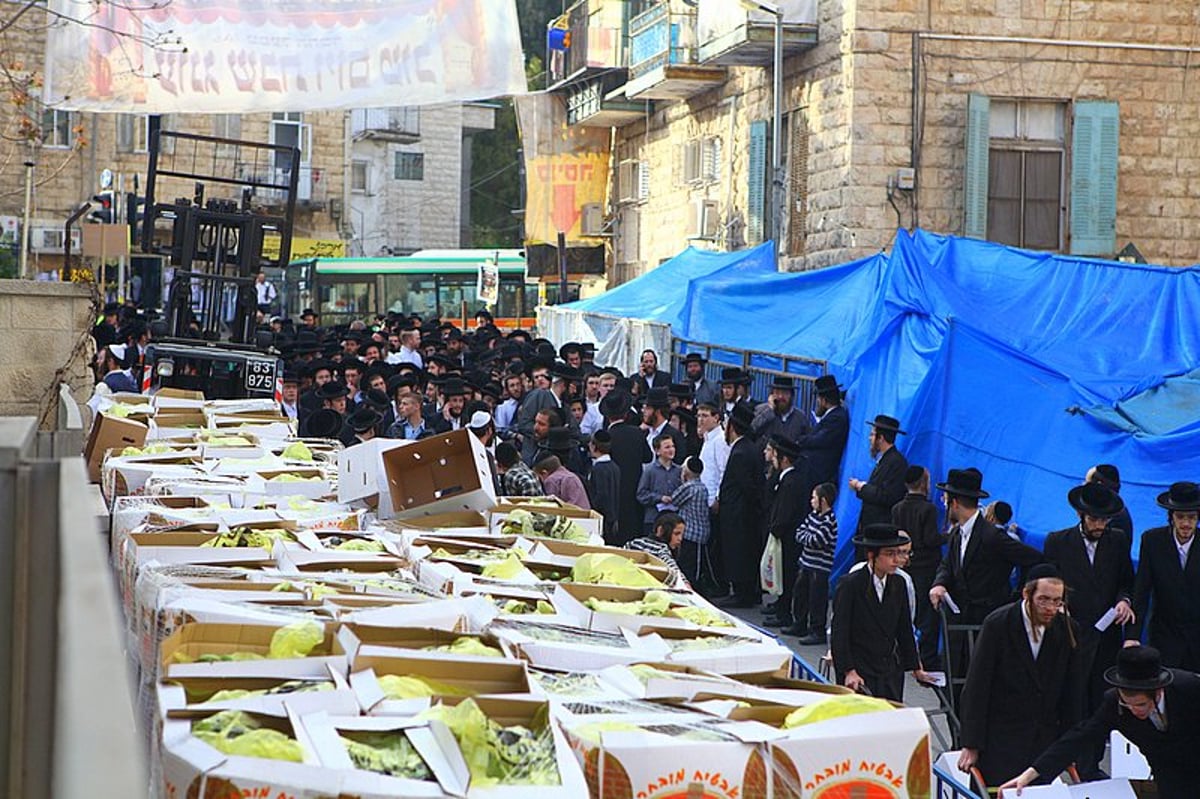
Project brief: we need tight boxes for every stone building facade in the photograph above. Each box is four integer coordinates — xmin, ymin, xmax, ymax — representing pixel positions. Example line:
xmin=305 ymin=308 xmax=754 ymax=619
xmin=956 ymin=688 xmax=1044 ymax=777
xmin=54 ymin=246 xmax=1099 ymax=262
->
xmin=557 ymin=0 xmax=1200 ymax=279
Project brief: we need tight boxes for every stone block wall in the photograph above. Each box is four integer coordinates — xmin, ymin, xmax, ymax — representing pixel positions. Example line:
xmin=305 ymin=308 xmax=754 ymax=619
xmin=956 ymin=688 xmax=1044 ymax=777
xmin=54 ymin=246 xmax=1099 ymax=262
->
xmin=0 ymin=281 xmax=96 ymax=425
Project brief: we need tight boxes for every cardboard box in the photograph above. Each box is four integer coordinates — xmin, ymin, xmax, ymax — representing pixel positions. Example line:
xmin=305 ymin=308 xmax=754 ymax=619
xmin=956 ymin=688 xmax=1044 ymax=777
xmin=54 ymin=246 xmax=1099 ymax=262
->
xmin=160 ymin=622 xmax=348 ymax=680
xmin=350 ymin=652 xmax=535 ymax=716
xmin=488 ymin=504 xmax=604 ymax=542
xmin=154 ymin=387 xmax=207 ymax=409
xmin=151 ymin=409 xmax=210 ymax=438
xmin=295 ymin=714 xmax=469 ymax=798
xmin=156 ymin=668 xmax=357 ymax=718
xmin=560 ymin=711 xmax=780 ymax=799
xmin=759 ymin=707 xmax=931 ymax=799
xmin=633 ymin=629 xmax=793 ymax=676
xmin=84 ymin=412 xmax=149 ymax=482
xmin=338 ymin=437 xmax=409 ymax=505
xmin=553 ymin=584 xmax=715 ymax=634
xmin=102 ymin=453 xmax=205 ymax=502
xmin=487 ymin=619 xmax=670 ymax=672
xmin=258 ymin=468 xmax=334 ymax=499
xmin=339 ymin=625 xmax=501 ymax=667
xmin=381 ymin=430 xmax=497 ymax=520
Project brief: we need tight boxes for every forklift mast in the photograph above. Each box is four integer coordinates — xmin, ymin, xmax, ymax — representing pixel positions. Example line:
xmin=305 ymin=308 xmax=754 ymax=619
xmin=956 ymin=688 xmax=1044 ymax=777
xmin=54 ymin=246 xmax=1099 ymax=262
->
xmin=139 ymin=121 xmax=300 ymax=344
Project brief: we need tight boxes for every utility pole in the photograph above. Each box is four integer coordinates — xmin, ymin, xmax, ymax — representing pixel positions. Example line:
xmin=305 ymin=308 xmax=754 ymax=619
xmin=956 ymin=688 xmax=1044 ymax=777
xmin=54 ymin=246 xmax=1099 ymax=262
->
xmin=19 ymin=160 xmax=34 ymax=279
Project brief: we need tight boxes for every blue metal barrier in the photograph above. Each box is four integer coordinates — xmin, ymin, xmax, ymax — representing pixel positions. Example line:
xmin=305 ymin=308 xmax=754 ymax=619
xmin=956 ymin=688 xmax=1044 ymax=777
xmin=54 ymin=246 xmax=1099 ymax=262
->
xmin=933 ymin=763 xmax=983 ymax=799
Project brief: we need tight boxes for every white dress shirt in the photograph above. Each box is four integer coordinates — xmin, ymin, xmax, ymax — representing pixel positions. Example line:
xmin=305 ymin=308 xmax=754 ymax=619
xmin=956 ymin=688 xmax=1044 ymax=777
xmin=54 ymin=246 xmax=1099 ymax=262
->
xmin=1022 ymin=604 xmax=1045 ymax=659
xmin=699 ymin=425 xmax=730 ymax=508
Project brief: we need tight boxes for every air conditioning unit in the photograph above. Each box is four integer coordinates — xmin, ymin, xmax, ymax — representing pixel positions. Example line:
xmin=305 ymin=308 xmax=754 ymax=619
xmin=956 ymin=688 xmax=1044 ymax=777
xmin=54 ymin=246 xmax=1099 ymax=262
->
xmin=31 ymin=225 xmax=80 ymax=253
xmin=688 ymin=199 xmax=720 ymax=240
xmin=581 ymin=202 xmax=607 ymax=236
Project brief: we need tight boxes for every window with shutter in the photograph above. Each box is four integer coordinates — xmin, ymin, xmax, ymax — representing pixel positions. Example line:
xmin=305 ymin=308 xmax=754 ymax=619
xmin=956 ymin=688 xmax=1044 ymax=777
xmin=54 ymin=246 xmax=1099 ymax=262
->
xmin=116 ymin=115 xmax=135 ymax=153
xmin=683 ymin=140 xmax=702 ymax=184
xmin=963 ymin=93 xmax=990 ymax=239
xmin=748 ymin=120 xmax=767 ymax=245
xmin=1069 ymin=100 xmax=1119 ymax=256
xmin=703 ymin=137 xmax=721 ymax=184
xmin=786 ymin=112 xmax=808 ymax=257
xmin=637 ymin=160 xmax=650 ymax=201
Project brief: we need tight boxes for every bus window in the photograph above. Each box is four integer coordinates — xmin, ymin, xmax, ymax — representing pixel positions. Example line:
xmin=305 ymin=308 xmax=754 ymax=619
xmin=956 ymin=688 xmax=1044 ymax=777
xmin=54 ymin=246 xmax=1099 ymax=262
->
xmin=540 ymin=282 xmax=582 ymax=306
xmin=319 ymin=279 xmax=375 ymax=325
xmin=382 ymin=274 xmax=438 ymax=319
xmin=437 ymin=275 xmax=478 ymax=320
xmin=496 ymin=277 xmax=524 ymax=320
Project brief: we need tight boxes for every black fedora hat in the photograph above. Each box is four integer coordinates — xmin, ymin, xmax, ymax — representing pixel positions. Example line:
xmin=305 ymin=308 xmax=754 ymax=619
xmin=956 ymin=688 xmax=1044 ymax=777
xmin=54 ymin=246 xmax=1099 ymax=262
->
xmin=305 ymin=408 xmax=342 ymax=439
xmin=866 ymin=414 xmax=906 ymax=435
xmin=558 ymin=341 xmax=583 ymax=361
xmin=440 ymin=377 xmax=469 ymax=397
xmin=682 ymin=352 xmax=707 ymax=365
xmin=937 ymin=467 xmax=990 ymax=499
xmin=769 ymin=375 xmax=796 ymax=392
xmin=668 ymin=382 xmax=693 ymax=400
xmin=1104 ymin=645 xmax=1173 ymax=691
xmin=852 ymin=522 xmax=909 ymax=549
xmin=814 ymin=374 xmax=843 ymax=397
xmin=645 ymin=386 xmax=671 ymax=409
xmin=363 ymin=388 xmax=391 ymax=412
xmin=348 ymin=406 xmax=382 ymax=434
xmin=600 ymin=390 xmax=631 ymax=419
xmin=728 ymin=401 xmax=756 ymax=430
xmin=767 ymin=433 xmax=801 ymax=461
xmin=719 ymin=367 xmax=751 ymax=385
xmin=670 ymin=406 xmax=697 ymax=426
xmin=552 ymin=362 xmax=583 ymax=381
xmin=1067 ymin=482 xmax=1125 ymax=518
xmin=1156 ymin=481 xmax=1200 ymax=511
xmin=545 ymin=426 xmax=575 ymax=453
xmin=315 ymin=380 xmax=349 ymax=401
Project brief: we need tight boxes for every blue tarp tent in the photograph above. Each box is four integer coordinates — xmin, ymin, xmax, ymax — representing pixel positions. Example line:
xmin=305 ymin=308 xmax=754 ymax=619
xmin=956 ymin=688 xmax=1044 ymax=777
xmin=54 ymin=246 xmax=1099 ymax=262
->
xmin=564 ymin=230 xmax=1200 ymax=572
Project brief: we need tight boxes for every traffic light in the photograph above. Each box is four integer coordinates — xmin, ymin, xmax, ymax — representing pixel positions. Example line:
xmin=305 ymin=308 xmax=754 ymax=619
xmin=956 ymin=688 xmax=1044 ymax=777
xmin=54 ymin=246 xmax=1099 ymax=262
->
xmin=88 ymin=190 xmax=114 ymax=223
xmin=126 ymin=192 xmax=145 ymax=229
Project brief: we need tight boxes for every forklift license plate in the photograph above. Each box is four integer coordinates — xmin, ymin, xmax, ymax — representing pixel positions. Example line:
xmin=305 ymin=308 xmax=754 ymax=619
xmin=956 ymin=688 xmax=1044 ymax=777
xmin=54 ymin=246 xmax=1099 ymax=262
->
xmin=245 ymin=359 xmax=276 ymax=392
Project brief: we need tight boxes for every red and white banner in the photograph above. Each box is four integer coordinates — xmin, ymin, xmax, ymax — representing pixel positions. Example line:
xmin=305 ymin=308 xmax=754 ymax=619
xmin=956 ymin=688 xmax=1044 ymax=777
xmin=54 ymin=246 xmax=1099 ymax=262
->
xmin=44 ymin=0 xmax=527 ymax=114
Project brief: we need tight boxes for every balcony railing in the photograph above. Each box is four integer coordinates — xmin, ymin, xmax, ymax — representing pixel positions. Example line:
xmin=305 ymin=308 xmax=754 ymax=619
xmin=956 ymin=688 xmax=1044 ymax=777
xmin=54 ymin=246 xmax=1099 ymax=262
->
xmin=350 ymin=107 xmax=421 ymax=142
xmin=628 ymin=3 xmax=698 ymax=79
xmin=547 ymin=0 xmax=627 ymax=86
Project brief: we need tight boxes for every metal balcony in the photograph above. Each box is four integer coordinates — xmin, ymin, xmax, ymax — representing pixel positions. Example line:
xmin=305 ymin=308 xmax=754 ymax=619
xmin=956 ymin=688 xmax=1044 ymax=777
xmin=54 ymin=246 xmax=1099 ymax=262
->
xmin=547 ymin=0 xmax=629 ymax=89
xmin=350 ymin=107 xmax=421 ymax=143
xmin=625 ymin=2 xmax=725 ymax=101
xmin=697 ymin=0 xmax=818 ymax=66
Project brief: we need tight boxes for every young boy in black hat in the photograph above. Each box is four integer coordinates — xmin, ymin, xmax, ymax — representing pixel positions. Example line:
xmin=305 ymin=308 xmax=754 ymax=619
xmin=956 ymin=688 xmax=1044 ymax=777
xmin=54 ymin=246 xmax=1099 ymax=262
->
xmin=830 ymin=523 xmax=930 ymax=702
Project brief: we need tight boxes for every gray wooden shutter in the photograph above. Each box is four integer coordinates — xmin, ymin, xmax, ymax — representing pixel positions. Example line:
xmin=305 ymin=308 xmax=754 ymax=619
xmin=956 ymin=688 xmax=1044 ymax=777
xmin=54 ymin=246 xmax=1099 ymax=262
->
xmin=963 ymin=93 xmax=990 ymax=239
xmin=1070 ymin=100 xmax=1119 ymax=256
xmin=748 ymin=120 xmax=767 ymax=244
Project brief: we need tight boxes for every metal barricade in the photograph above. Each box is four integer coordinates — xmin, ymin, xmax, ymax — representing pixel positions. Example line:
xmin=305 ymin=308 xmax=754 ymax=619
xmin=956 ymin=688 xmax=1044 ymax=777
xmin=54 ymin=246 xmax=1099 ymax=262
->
xmin=934 ymin=763 xmax=985 ymax=799
xmin=669 ymin=336 xmax=827 ymax=417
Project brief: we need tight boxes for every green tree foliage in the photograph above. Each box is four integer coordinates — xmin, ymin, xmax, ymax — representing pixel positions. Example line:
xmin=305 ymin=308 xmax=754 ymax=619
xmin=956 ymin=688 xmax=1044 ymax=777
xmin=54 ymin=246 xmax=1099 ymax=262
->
xmin=468 ymin=0 xmax=562 ymax=247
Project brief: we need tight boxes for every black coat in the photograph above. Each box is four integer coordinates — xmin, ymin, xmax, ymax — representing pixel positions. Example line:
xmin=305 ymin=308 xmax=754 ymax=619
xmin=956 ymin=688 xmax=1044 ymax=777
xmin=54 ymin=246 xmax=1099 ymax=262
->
xmin=633 ymin=369 xmax=671 ymax=395
xmin=855 ymin=445 xmax=908 ymax=532
xmin=892 ymin=493 xmax=944 ymax=574
xmin=1129 ymin=526 xmax=1200 ymax=670
xmin=766 ymin=464 xmax=810 ymax=541
xmin=718 ymin=435 xmax=766 ymax=589
xmin=960 ymin=602 xmax=1085 ymax=787
xmin=830 ymin=566 xmax=919 ymax=682
xmin=933 ymin=514 xmax=1043 ymax=624
xmin=1033 ymin=670 xmax=1200 ymax=799
xmin=793 ymin=404 xmax=850 ymax=486
xmin=587 ymin=458 xmax=622 ymax=544
xmin=608 ymin=421 xmax=652 ymax=543
xmin=1043 ymin=524 xmax=1134 ymax=635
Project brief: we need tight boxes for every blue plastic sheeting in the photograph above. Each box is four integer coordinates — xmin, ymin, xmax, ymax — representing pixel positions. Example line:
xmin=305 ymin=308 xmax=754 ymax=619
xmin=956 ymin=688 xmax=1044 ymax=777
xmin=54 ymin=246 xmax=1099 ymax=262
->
xmin=568 ymin=230 xmax=1200 ymax=573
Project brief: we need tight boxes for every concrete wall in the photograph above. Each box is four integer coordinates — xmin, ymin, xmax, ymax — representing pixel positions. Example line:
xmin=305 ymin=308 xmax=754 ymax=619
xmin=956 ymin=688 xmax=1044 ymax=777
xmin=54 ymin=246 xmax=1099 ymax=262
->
xmin=0 ymin=281 xmax=95 ymax=425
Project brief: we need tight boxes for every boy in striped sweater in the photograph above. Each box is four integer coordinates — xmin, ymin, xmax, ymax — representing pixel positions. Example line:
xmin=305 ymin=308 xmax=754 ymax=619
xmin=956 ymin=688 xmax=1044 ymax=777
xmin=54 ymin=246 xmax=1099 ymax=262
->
xmin=785 ymin=482 xmax=838 ymax=642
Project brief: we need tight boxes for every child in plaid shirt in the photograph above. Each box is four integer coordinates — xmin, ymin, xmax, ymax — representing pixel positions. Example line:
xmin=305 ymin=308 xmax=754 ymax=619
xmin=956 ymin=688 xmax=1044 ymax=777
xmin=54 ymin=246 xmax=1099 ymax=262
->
xmin=666 ymin=456 xmax=711 ymax=590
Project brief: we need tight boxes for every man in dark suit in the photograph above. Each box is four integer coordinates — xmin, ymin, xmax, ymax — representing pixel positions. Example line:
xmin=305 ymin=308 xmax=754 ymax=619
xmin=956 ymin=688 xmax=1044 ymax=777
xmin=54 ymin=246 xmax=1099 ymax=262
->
xmin=792 ymin=374 xmax=849 ymax=487
xmin=848 ymin=414 xmax=909 ymax=533
xmin=515 ymin=358 xmax=562 ymax=463
xmin=682 ymin=352 xmax=719 ymax=409
xmin=930 ymin=468 xmax=1042 ymax=696
xmin=830 ymin=523 xmax=930 ymax=702
xmin=1087 ymin=463 xmax=1135 ymax=554
xmin=716 ymin=403 xmax=766 ymax=607
xmin=1126 ymin=481 xmax=1200 ymax=671
xmin=641 ymin=387 xmax=688 ymax=465
xmin=602 ymin=390 xmax=651 ymax=545
xmin=892 ymin=465 xmax=944 ymax=668
xmin=632 ymin=348 xmax=671 ymax=395
xmin=751 ymin=376 xmax=809 ymax=449
xmin=1002 ymin=646 xmax=1200 ymax=799
xmin=1043 ymin=481 xmax=1135 ymax=779
xmin=957 ymin=564 xmax=1085 ymax=788
xmin=761 ymin=435 xmax=812 ymax=629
